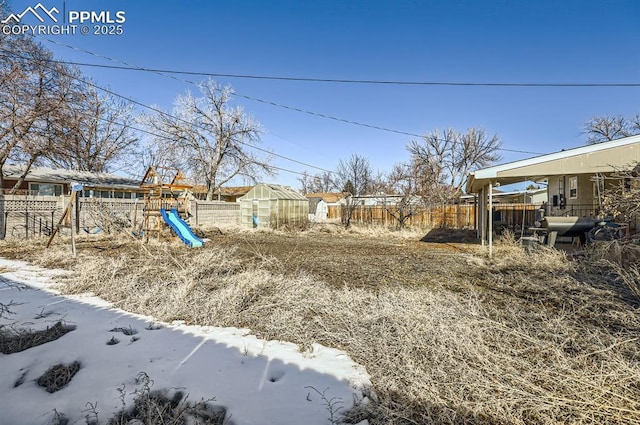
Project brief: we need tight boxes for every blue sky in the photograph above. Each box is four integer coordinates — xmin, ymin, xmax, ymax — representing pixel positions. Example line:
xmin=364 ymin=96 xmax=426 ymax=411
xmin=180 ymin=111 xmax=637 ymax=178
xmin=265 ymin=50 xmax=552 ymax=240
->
xmin=5 ymin=0 xmax=640 ymax=188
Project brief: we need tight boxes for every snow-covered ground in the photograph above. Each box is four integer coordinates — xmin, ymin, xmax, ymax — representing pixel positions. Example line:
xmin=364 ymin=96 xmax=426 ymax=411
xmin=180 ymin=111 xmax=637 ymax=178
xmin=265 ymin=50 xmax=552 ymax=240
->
xmin=0 ymin=258 xmax=371 ymax=425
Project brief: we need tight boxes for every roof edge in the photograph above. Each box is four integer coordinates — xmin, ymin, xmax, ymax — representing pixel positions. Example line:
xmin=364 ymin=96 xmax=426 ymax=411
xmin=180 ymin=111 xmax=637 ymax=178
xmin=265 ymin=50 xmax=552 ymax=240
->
xmin=474 ymin=134 xmax=640 ymax=180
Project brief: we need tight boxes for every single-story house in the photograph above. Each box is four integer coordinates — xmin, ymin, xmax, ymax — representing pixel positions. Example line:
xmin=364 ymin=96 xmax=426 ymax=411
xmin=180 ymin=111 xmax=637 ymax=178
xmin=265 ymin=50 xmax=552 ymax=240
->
xmin=466 ymin=134 xmax=640 ymax=251
xmin=350 ymin=193 xmax=405 ymax=206
xmin=2 ymin=165 xmax=143 ymax=198
xmin=192 ymin=185 xmax=254 ymax=202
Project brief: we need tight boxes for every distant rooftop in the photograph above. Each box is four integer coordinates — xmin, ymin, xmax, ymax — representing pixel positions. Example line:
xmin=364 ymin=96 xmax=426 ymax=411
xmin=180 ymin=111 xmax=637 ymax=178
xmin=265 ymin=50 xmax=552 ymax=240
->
xmin=305 ymin=192 xmax=348 ymax=203
xmin=3 ymin=165 xmax=141 ymax=189
xmin=191 ymin=185 xmax=254 ymax=196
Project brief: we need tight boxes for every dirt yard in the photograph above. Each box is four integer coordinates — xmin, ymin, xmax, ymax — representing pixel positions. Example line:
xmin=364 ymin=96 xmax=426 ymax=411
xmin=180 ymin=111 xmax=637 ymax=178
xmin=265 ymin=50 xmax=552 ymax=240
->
xmin=2 ymin=227 xmax=640 ymax=424
xmin=202 ymin=227 xmax=479 ymax=289
xmin=0 ymin=226 xmax=481 ymax=292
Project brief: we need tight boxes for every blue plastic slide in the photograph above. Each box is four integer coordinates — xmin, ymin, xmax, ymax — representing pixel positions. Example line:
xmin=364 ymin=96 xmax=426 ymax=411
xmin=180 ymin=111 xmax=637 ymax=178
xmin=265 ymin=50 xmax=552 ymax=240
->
xmin=160 ymin=208 xmax=204 ymax=248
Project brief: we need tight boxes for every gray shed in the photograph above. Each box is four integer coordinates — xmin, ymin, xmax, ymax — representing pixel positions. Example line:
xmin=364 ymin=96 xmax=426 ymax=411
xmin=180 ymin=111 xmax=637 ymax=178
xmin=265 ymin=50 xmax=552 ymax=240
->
xmin=239 ymin=184 xmax=309 ymax=229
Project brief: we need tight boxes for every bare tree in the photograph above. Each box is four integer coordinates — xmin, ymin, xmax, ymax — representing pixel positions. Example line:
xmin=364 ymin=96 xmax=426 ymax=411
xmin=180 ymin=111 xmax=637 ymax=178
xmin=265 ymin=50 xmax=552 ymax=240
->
xmin=633 ymin=114 xmax=640 ymax=134
xmin=0 ymin=34 xmax=77 ymax=191
xmin=334 ymin=154 xmax=376 ymax=228
xmin=335 ymin=153 xmax=375 ymax=196
xmin=584 ymin=114 xmax=640 ymax=145
xmin=140 ymin=80 xmax=273 ymax=200
xmin=45 ymin=86 xmax=139 ymax=173
xmin=384 ymin=162 xmax=425 ymax=228
xmin=298 ymin=170 xmax=336 ymax=194
xmin=407 ymin=128 xmax=502 ymax=203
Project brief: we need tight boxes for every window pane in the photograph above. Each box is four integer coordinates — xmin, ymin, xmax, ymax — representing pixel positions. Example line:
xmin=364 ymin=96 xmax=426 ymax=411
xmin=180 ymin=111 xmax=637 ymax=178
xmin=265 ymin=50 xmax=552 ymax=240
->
xmin=40 ymin=184 xmax=54 ymax=196
xmin=569 ymin=177 xmax=578 ymax=199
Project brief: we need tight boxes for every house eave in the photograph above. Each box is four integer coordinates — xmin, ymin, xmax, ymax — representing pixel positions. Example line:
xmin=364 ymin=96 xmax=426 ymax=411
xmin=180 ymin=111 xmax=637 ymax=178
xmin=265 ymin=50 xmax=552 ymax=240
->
xmin=466 ymin=134 xmax=640 ymax=193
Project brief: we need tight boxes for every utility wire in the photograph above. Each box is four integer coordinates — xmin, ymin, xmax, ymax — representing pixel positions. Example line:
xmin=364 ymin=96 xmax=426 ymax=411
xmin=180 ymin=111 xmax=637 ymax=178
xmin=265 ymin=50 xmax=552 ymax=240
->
xmin=36 ymin=38 xmax=546 ymax=156
xmin=36 ymin=41 xmax=429 ymax=139
xmin=0 ymin=48 xmax=335 ymax=179
xmin=35 ymin=57 xmax=640 ymax=88
xmin=38 ymin=101 xmax=320 ymax=179
xmin=0 ymin=58 xmax=336 ymax=181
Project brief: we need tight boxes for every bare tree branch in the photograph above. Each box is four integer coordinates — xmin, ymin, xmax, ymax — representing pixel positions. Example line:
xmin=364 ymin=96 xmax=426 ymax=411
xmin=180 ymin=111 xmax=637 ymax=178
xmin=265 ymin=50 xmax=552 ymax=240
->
xmin=298 ymin=171 xmax=336 ymax=194
xmin=44 ymin=85 xmax=139 ymax=172
xmin=140 ymin=80 xmax=273 ymax=199
xmin=407 ymin=128 xmax=501 ymax=203
xmin=584 ymin=115 xmax=639 ymax=145
xmin=0 ymin=33 xmax=81 ymax=190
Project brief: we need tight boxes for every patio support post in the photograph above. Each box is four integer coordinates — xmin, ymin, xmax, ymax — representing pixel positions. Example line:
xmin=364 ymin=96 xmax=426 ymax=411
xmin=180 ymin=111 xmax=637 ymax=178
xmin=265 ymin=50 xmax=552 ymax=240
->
xmin=479 ymin=186 xmax=486 ymax=244
xmin=489 ymin=181 xmax=493 ymax=257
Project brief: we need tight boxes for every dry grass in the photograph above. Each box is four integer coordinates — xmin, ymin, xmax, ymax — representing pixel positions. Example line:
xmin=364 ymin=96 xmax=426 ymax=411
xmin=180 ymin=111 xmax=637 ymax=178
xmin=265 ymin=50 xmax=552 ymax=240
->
xmin=103 ymin=372 xmax=226 ymax=425
xmin=578 ymin=240 xmax=640 ymax=305
xmin=37 ymin=361 xmax=81 ymax=393
xmin=306 ymin=221 xmax=429 ymax=241
xmin=0 ymin=321 xmax=74 ymax=354
xmin=4 ymin=230 xmax=640 ymax=424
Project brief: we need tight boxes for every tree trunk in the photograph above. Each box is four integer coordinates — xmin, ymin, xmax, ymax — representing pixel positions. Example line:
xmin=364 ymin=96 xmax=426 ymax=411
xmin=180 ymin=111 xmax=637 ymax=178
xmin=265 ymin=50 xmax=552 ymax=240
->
xmin=10 ymin=155 xmax=38 ymax=194
xmin=206 ymin=183 xmax=215 ymax=201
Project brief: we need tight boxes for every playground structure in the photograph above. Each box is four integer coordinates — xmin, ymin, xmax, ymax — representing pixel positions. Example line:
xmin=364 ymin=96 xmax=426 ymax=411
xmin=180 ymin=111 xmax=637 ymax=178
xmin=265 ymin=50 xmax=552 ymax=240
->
xmin=135 ymin=166 xmax=204 ymax=247
xmin=43 ymin=166 xmax=204 ymax=254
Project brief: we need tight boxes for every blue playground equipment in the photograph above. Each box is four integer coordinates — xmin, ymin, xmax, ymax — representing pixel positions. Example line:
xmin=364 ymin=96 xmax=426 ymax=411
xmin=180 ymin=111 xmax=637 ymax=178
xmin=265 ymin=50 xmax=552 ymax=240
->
xmin=160 ymin=208 xmax=204 ymax=248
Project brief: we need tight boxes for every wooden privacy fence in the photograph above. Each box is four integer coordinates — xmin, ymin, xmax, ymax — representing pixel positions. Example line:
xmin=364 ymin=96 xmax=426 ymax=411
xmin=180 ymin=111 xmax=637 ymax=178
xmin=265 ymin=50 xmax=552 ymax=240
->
xmin=492 ymin=204 xmax=541 ymax=232
xmin=327 ymin=203 xmax=541 ymax=230
xmin=328 ymin=204 xmax=477 ymax=229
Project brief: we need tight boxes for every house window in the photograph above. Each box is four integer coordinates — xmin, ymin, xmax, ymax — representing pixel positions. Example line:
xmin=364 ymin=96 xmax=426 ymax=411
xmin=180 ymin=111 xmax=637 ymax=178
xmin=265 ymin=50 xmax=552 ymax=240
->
xmin=29 ymin=183 xmax=63 ymax=196
xmin=569 ymin=176 xmax=578 ymax=199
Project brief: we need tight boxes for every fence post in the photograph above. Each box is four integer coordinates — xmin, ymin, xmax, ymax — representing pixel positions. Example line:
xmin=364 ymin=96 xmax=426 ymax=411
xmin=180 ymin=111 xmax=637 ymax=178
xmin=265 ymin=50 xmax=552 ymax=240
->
xmin=75 ymin=196 xmax=80 ymax=233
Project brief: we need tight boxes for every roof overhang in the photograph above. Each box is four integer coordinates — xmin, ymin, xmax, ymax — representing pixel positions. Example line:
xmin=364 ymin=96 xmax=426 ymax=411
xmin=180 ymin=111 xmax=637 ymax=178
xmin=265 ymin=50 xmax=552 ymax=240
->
xmin=466 ymin=135 xmax=640 ymax=193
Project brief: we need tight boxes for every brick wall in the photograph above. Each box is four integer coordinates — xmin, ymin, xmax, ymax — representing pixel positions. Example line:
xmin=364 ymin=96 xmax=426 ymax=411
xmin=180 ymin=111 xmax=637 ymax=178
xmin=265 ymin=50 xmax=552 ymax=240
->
xmin=191 ymin=201 xmax=240 ymax=227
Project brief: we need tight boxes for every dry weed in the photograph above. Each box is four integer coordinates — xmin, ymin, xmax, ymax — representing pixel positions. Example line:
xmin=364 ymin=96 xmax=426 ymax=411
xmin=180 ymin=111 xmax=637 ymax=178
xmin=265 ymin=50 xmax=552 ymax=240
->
xmin=344 ymin=223 xmax=426 ymax=240
xmin=37 ymin=361 xmax=81 ymax=393
xmin=579 ymin=240 xmax=640 ymax=305
xmin=105 ymin=372 xmax=226 ymax=425
xmin=51 ymin=235 xmax=640 ymax=425
xmin=490 ymin=230 xmax=571 ymax=271
xmin=0 ymin=321 xmax=74 ymax=354
xmin=614 ymin=265 xmax=640 ymax=301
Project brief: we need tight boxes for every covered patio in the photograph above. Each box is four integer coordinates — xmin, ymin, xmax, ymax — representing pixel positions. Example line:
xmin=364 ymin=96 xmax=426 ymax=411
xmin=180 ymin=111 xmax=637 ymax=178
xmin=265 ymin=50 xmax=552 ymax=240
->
xmin=466 ymin=134 xmax=640 ymax=255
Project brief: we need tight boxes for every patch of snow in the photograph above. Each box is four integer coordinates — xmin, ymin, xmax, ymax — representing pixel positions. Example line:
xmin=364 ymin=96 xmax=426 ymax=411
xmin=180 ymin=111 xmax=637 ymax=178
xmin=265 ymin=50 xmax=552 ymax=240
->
xmin=0 ymin=258 xmax=371 ymax=425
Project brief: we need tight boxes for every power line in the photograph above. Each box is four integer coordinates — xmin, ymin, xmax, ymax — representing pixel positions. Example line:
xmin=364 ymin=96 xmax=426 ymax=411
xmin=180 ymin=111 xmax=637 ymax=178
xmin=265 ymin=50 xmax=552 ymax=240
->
xmin=0 ymin=49 xmax=335 ymax=179
xmin=36 ymin=41 xmax=429 ymax=138
xmin=33 ymin=58 xmax=640 ymax=88
xmin=3 ymin=38 xmax=541 ymax=163
xmin=35 ymin=38 xmax=545 ymax=155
